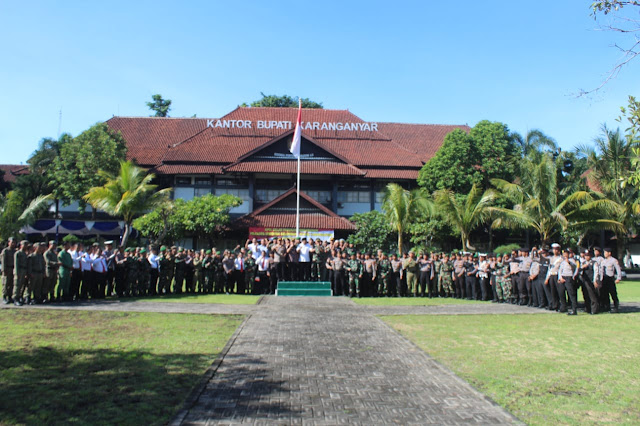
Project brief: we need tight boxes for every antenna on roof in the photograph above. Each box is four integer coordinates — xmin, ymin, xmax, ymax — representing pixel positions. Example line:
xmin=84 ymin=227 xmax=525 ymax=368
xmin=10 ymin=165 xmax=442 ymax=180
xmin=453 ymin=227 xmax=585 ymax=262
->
xmin=57 ymin=109 xmax=62 ymax=139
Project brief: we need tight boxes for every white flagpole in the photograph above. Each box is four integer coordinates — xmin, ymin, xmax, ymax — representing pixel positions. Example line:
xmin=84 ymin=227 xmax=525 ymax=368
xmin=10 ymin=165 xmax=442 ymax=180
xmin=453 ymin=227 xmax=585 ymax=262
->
xmin=295 ymin=98 xmax=301 ymax=239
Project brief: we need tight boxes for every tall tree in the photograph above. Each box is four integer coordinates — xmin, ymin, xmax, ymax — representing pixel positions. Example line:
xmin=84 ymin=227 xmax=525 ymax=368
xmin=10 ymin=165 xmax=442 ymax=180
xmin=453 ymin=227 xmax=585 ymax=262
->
xmin=418 ymin=121 xmax=518 ymax=194
xmin=146 ymin=94 xmax=172 ymax=117
xmin=382 ymin=183 xmax=432 ymax=254
xmin=433 ymin=184 xmax=498 ymax=251
xmin=84 ymin=161 xmax=171 ymax=247
xmin=51 ymin=123 xmax=127 ymax=211
xmin=242 ymin=93 xmax=323 ymax=109
xmin=172 ymin=194 xmax=242 ymax=247
xmin=512 ymin=129 xmax=558 ymax=160
xmin=347 ymin=210 xmax=395 ymax=254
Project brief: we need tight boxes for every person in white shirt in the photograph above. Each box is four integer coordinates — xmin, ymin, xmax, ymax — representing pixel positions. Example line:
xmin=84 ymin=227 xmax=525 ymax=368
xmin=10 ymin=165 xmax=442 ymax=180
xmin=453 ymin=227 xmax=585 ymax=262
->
xmin=69 ymin=243 xmax=83 ymax=301
xmin=92 ymin=248 xmax=108 ymax=299
xmin=80 ymin=247 xmax=93 ymax=299
xmin=148 ymin=247 xmax=161 ymax=295
xmin=297 ymin=238 xmax=314 ymax=281
xmin=256 ymin=251 xmax=270 ymax=294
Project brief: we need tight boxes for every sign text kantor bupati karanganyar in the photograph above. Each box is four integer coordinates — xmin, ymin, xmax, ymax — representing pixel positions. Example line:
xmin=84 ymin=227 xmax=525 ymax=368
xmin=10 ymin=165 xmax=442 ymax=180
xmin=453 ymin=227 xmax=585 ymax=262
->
xmin=206 ymin=119 xmax=378 ymax=132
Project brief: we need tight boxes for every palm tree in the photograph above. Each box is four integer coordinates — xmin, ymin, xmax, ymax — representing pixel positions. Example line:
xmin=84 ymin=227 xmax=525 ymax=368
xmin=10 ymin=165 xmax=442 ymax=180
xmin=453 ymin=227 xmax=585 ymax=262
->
xmin=84 ymin=161 xmax=171 ymax=247
xmin=433 ymin=184 xmax=498 ymax=251
xmin=491 ymin=155 xmax=623 ymax=247
xmin=382 ymin=183 xmax=432 ymax=254
xmin=577 ymin=125 xmax=639 ymax=255
xmin=0 ymin=192 xmax=53 ymax=240
xmin=512 ymin=129 xmax=558 ymax=159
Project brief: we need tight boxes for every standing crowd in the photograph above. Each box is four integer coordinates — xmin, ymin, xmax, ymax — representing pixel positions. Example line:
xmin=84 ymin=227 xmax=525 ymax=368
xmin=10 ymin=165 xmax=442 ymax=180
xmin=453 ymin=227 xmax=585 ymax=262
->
xmin=1 ymin=236 xmax=623 ymax=314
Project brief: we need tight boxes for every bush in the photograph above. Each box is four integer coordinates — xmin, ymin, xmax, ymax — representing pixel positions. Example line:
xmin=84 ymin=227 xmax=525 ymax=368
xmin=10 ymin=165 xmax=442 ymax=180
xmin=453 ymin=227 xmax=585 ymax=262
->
xmin=494 ymin=243 xmax=520 ymax=255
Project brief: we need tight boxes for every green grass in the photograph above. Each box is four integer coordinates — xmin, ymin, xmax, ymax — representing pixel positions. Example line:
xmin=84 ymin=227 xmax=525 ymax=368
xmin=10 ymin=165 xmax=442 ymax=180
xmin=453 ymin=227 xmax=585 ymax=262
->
xmin=383 ymin=313 xmax=640 ymax=426
xmin=127 ymin=293 xmax=261 ymax=305
xmin=352 ymin=296 xmax=483 ymax=306
xmin=0 ymin=310 xmax=243 ymax=425
xmin=615 ymin=280 xmax=640 ymax=301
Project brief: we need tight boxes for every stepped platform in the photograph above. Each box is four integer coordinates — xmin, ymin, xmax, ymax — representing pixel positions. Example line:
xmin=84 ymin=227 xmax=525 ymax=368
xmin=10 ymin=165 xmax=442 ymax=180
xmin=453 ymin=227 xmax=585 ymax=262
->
xmin=276 ymin=281 xmax=333 ymax=297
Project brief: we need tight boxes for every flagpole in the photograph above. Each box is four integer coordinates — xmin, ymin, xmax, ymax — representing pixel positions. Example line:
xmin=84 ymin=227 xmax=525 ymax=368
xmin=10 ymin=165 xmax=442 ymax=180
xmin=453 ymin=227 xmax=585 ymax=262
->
xmin=295 ymin=98 xmax=301 ymax=239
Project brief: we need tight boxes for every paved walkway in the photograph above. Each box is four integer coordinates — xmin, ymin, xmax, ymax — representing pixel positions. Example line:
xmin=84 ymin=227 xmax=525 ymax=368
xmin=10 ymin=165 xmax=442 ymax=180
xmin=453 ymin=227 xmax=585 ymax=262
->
xmin=174 ymin=297 xmax=520 ymax=425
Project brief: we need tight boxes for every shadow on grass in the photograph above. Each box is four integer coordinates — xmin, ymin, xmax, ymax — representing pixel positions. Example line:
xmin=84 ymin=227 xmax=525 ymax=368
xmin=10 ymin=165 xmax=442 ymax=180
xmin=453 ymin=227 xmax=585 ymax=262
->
xmin=0 ymin=347 xmax=211 ymax=425
xmin=184 ymin=353 xmax=300 ymax=422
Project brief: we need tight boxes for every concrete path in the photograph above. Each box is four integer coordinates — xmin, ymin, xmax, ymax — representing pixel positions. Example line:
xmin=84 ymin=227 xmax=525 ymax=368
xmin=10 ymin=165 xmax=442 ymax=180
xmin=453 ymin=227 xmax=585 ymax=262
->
xmin=174 ymin=297 xmax=521 ymax=425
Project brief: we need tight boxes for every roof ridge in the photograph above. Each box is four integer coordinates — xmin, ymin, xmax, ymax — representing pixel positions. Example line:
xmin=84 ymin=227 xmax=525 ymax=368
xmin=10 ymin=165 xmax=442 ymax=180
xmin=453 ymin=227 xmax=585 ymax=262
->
xmin=107 ymin=116 xmax=215 ymax=120
xmin=377 ymin=121 xmax=470 ymax=127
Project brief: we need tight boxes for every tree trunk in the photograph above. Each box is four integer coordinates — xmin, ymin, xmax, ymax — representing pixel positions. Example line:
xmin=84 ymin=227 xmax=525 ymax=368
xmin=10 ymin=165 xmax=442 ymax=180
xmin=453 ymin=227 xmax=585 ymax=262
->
xmin=398 ymin=230 xmax=403 ymax=255
xmin=121 ymin=222 xmax=132 ymax=248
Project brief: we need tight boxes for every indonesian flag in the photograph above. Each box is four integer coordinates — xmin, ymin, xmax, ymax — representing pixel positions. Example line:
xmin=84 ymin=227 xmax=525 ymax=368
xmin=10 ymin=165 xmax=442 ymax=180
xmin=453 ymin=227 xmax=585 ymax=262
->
xmin=290 ymin=98 xmax=302 ymax=158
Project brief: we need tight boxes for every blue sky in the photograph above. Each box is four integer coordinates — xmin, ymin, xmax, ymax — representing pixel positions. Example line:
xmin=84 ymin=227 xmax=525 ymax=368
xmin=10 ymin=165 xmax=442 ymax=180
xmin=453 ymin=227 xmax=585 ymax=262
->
xmin=1 ymin=0 xmax=639 ymax=164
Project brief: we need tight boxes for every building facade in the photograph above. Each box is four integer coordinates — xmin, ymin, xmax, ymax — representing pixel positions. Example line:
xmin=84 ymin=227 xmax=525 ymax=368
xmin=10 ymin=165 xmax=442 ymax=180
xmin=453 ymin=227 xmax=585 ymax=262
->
xmin=105 ymin=107 xmax=467 ymax=244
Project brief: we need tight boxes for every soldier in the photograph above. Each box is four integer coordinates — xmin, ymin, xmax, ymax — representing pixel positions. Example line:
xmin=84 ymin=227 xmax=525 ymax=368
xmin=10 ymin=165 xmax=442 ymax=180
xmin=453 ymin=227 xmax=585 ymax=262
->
xmin=57 ymin=241 xmax=73 ymax=302
xmin=193 ymin=251 xmax=204 ymax=293
xmin=418 ymin=254 xmax=434 ymax=298
xmin=44 ymin=240 xmax=60 ymax=302
xmin=184 ymin=249 xmax=195 ymax=293
xmin=493 ymin=254 xmax=511 ymax=303
xmin=518 ymin=248 xmax=533 ymax=305
xmin=311 ymin=240 xmax=322 ymax=281
xmin=378 ymin=253 xmax=392 ymax=297
xmin=213 ymin=251 xmax=225 ymax=294
xmin=1 ymin=237 xmax=16 ymax=304
xmin=346 ymin=252 xmax=362 ymax=297
xmin=453 ymin=253 xmax=465 ymax=299
xmin=404 ymin=251 xmax=419 ymax=297
xmin=138 ymin=249 xmax=151 ymax=295
xmin=600 ymin=247 xmax=622 ymax=313
xmin=12 ymin=241 xmax=29 ymax=305
xmin=125 ymin=249 xmax=138 ymax=296
xmin=244 ymin=253 xmax=256 ymax=295
xmin=432 ymin=253 xmax=442 ymax=298
xmin=28 ymin=243 xmax=46 ymax=304
xmin=114 ymin=246 xmax=126 ymax=297
xmin=173 ymin=248 xmax=185 ymax=294
xmin=157 ymin=246 xmax=171 ymax=294
xmin=438 ymin=254 xmax=455 ymax=298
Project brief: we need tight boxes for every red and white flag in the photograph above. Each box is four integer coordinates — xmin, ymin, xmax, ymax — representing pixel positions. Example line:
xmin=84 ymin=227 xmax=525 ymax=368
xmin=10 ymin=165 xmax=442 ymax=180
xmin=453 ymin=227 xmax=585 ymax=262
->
xmin=290 ymin=98 xmax=302 ymax=158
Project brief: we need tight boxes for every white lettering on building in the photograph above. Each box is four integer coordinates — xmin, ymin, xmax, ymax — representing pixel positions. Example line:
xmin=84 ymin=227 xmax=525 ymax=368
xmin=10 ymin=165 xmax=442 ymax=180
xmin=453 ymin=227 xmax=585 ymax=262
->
xmin=206 ymin=119 xmax=378 ymax=131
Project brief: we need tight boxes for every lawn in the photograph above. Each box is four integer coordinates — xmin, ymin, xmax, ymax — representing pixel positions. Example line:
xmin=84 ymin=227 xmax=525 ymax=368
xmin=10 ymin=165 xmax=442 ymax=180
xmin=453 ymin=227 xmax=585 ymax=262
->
xmin=0 ymin=310 xmax=243 ymax=425
xmin=354 ymin=280 xmax=640 ymax=306
xmin=128 ymin=293 xmax=261 ymax=305
xmin=383 ymin=313 xmax=640 ymax=426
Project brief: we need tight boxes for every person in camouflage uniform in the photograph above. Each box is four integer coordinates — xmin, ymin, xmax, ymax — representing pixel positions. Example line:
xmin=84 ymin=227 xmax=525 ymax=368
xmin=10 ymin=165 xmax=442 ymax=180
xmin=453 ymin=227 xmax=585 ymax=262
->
xmin=214 ymin=251 xmax=225 ymax=294
xmin=193 ymin=251 xmax=204 ymax=293
xmin=244 ymin=254 xmax=256 ymax=295
xmin=158 ymin=247 xmax=171 ymax=294
xmin=202 ymin=250 xmax=214 ymax=293
xmin=346 ymin=252 xmax=362 ymax=297
xmin=125 ymin=249 xmax=138 ymax=296
xmin=173 ymin=248 xmax=185 ymax=294
xmin=493 ymin=254 xmax=511 ymax=303
xmin=438 ymin=254 xmax=454 ymax=297
xmin=378 ymin=253 xmax=392 ymax=296
xmin=1 ymin=237 xmax=16 ymax=304
xmin=138 ymin=249 xmax=151 ymax=296
xmin=311 ymin=242 xmax=322 ymax=281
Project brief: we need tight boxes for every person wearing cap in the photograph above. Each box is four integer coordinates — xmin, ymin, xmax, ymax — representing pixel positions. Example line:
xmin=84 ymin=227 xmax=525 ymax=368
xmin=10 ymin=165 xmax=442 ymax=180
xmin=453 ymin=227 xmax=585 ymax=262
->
xmin=493 ymin=254 xmax=510 ymax=303
xmin=463 ymin=252 xmax=478 ymax=300
xmin=1 ymin=237 xmax=17 ymax=304
xmin=477 ymin=253 xmax=490 ymax=301
xmin=12 ymin=241 xmax=30 ymax=305
xmin=346 ymin=252 xmax=363 ymax=298
xmin=579 ymin=249 xmax=600 ymax=314
xmin=543 ymin=243 xmax=562 ymax=311
xmin=438 ymin=253 xmax=455 ymax=298
xmin=531 ymin=248 xmax=549 ymax=309
xmin=378 ymin=253 xmax=392 ymax=297
xmin=158 ymin=247 xmax=171 ymax=295
xmin=137 ymin=248 xmax=151 ymax=296
xmin=557 ymin=248 xmax=579 ymax=315
xmin=453 ymin=252 xmax=465 ymax=299
xmin=92 ymin=247 xmax=108 ymax=298
xmin=600 ymin=248 xmax=622 ymax=313
xmin=244 ymin=250 xmax=256 ymax=295
xmin=43 ymin=240 xmax=60 ymax=302
xmin=27 ymin=243 xmax=46 ymax=304
xmin=102 ymin=241 xmax=116 ymax=297
xmin=56 ymin=241 xmax=73 ymax=302
xmin=173 ymin=248 xmax=185 ymax=294
xmin=516 ymin=248 xmax=532 ymax=306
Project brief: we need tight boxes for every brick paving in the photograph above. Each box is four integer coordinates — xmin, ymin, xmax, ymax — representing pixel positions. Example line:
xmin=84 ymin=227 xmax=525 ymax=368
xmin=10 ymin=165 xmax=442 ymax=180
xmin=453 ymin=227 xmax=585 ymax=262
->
xmin=175 ymin=297 xmax=521 ymax=425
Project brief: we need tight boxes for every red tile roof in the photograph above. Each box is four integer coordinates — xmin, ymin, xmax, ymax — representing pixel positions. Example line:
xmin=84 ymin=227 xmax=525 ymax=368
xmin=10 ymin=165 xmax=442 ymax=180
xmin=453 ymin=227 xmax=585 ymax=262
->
xmin=154 ymin=164 xmax=223 ymax=175
xmin=314 ymin=139 xmax=423 ymax=167
xmin=223 ymin=160 xmax=365 ymax=176
xmin=0 ymin=164 xmax=29 ymax=183
xmin=362 ymin=168 xmax=419 ymax=179
xmin=234 ymin=188 xmax=355 ymax=230
xmin=163 ymin=132 xmax=270 ymax=163
xmin=106 ymin=116 xmax=209 ymax=166
xmin=377 ymin=123 xmax=470 ymax=163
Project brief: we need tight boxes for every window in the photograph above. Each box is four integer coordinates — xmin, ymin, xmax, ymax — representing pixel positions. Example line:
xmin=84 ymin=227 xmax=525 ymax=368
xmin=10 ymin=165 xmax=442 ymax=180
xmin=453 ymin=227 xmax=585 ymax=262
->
xmin=338 ymin=191 xmax=370 ymax=203
xmin=375 ymin=192 xmax=385 ymax=203
xmin=255 ymin=189 xmax=286 ymax=203
xmin=194 ymin=187 xmax=211 ymax=197
xmin=306 ymin=191 xmax=332 ymax=203
xmin=216 ymin=177 xmax=247 ymax=187
xmin=195 ymin=177 xmax=211 ymax=186
xmin=217 ymin=188 xmax=250 ymax=201
xmin=175 ymin=176 xmax=192 ymax=185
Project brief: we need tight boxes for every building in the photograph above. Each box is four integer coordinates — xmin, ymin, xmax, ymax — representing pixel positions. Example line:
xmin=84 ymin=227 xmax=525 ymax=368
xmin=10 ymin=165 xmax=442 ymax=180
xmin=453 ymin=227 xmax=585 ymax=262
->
xmin=106 ymin=107 xmax=467 ymax=245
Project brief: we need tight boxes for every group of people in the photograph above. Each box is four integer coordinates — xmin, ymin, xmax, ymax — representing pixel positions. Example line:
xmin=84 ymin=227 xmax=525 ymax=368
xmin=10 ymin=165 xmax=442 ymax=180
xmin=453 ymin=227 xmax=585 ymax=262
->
xmin=0 ymin=235 xmax=624 ymax=315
